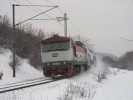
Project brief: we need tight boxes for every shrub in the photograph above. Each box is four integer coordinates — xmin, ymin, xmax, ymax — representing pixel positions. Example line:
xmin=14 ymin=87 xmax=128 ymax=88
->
xmin=0 ymin=15 xmax=45 ymax=68
xmin=58 ymin=82 xmax=97 ymax=100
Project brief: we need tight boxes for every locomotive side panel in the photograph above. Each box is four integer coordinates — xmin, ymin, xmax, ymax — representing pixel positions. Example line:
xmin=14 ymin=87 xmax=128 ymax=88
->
xmin=41 ymin=36 xmax=75 ymax=77
xmin=73 ymin=41 xmax=87 ymax=65
xmin=40 ymin=35 xmax=93 ymax=78
xmin=41 ymin=49 xmax=73 ymax=63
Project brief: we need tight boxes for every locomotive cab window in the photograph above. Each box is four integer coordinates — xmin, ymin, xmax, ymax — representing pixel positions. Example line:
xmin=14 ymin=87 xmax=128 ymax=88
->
xmin=41 ymin=42 xmax=70 ymax=52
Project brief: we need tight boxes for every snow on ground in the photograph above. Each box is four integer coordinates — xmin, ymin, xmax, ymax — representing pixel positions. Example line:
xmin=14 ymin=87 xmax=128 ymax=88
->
xmin=0 ymin=48 xmax=43 ymax=86
xmin=0 ymin=48 xmax=133 ymax=100
xmin=93 ymin=69 xmax=133 ymax=100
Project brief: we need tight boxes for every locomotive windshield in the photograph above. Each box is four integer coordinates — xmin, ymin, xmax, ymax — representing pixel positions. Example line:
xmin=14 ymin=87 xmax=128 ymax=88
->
xmin=41 ymin=42 xmax=70 ymax=52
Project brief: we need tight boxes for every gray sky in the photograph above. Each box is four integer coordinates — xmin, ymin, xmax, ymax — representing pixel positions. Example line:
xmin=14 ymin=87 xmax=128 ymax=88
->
xmin=0 ymin=0 xmax=133 ymax=57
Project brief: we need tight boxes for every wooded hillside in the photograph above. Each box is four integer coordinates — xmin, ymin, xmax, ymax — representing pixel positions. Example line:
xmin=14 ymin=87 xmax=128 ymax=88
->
xmin=0 ymin=15 xmax=45 ymax=68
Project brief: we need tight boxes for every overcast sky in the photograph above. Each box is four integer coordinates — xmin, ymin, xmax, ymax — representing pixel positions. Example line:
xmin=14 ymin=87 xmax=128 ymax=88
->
xmin=0 ymin=0 xmax=133 ymax=57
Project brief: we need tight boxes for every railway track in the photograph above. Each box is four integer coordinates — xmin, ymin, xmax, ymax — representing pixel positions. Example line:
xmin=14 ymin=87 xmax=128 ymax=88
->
xmin=0 ymin=77 xmax=57 ymax=94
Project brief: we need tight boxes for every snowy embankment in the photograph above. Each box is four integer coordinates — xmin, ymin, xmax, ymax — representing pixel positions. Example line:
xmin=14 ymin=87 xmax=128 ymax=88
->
xmin=93 ymin=69 xmax=133 ymax=100
xmin=0 ymin=48 xmax=133 ymax=100
xmin=0 ymin=49 xmax=43 ymax=86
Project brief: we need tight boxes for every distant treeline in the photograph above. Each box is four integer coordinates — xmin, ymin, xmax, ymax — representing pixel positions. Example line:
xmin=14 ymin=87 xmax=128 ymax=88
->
xmin=102 ymin=51 xmax=133 ymax=70
xmin=0 ymin=15 xmax=47 ymax=68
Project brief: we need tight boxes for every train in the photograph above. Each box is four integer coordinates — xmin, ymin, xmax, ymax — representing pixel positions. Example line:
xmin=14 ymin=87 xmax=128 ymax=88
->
xmin=41 ymin=34 xmax=96 ymax=78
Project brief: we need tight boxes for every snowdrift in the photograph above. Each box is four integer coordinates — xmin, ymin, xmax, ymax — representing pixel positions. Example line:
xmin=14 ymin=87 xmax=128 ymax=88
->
xmin=0 ymin=48 xmax=43 ymax=85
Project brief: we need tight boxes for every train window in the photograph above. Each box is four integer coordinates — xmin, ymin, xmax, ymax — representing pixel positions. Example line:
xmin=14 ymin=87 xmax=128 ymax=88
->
xmin=41 ymin=42 xmax=70 ymax=52
xmin=73 ymin=46 xmax=77 ymax=57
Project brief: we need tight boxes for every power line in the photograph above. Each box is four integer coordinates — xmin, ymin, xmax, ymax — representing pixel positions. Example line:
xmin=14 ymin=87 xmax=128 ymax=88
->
xmin=24 ymin=0 xmax=65 ymax=34
xmin=68 ymin=20 xmax=82 ymax=34
xmin=56 ymin=21 xmax=76 ymax=35
xmin=24 ymin=0 xmax=55 ymax=19
xmin=24 ymin=0 xmax=77 ymax=36
xmin=15 ymin=0 xmax=64 ymax=34
xmin=31 ymin=18 xmax=56 ymax=20
xmin=55 ymin=20 xmax=62 ymax=27
xmin=67 ymin=28 xmax=76 ymax=35
xmin=47 ymin=0 xmax=64 ymax=15
xmin=14 ymin=0 xmax=79 ymax=36
xmin=8 ymin=0 xmax=12 ymax=5
xmin=14 ymin=0 xmax=54 ymax=19
xmin=24 ymin=0 xmax=69 ymax=36
xmin=15 ymin=5 xmax=58 ymax=26
xmin=46 ymin=0 xmax=57 ymax=6
xmin=12 ymin=4 xmax=58 ymax=77
xmin=14 ymin=0 xmax=43 ymax=14
xmin=48 ymin=1 xmax=83 ymax=35
xmin=13 ymin=4 xmax=58 ymax=7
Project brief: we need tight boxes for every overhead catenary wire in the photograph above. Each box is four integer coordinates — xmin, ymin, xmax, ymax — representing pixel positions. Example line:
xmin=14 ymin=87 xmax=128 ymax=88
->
xmin=47 ymin=0 xmax=65 ymax=16
xmin=24 ymin=0 xmax=55 ymax=19
xmin=14 ymin=0 xmax=82 ymax=36
xmin=55 ymin=3 xmax=86 ymax=38
xmin=14 ymin=4 xmax=57 ymax=7
xmin=31 ymin=18 xmax=56 ymax=20
xmin=14 ymin=0 xmax=64 ymax=34
xmin=55 ymin=20 xmax=76 ymax=35
xmin=14 ymin=0 xmax=43 ymax=13
xmin=49 ymin=0 xmax=82 ymax=34
xmin=15 ymin=6 xmax=58 ymax=26
xmin=68 ymin=20 xmax=82 ymax=34
xmin=46 ymin=0 xmax=57 ymax=6
xmin=57 ymin=18 xmax=76 ymax=35
xmin=47 ymin=0 xmax=83 ymax=35
xmin=8 ymin=0 xmax=12 ymax=5
xmin=46 ymin=0 xmax=76 ymax=35
xmin=24 ymin=0 xmax=68 ymax=35
xmin=24 ymin=0 xmax=66 ymax=34
xmin=14 ymin=0 xmax=55 ymax=20
xmin=15 ymin=0 xmax=77 ymax=33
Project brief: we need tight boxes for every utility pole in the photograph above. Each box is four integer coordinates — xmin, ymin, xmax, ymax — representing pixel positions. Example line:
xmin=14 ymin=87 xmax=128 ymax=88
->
xmin=11 ymin=4 xmax=58 ymax=77
xmin=64 ymin=13 xmax=67 ymax=37
xmin=56 ymin=13 xmax=69 ymax=37
xmin=12 ymin=4 xmax=16 ymax=77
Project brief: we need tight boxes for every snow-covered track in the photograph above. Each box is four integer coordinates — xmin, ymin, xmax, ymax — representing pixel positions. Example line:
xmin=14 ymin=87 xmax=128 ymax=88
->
xmin=0 ymin=77 xmax=56 ymax=94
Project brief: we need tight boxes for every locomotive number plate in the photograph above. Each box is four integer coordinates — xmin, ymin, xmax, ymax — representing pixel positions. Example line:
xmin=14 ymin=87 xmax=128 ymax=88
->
xmin=52 ymin=53 xmax=58 ymax=57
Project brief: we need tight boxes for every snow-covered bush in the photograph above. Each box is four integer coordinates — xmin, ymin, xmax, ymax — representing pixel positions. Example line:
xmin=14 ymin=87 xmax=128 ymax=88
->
xmin=58 ymin=82 xmax=97 ymax=100
xmin=9 ymin=54 xmax=21 ymax=70
xmin=109 ymin=68 xmax=120 ymax=76
xmin=93 ymin=66 xmax=110 ymax=82
xmin=0 ymin=47 xmax=6 ymax=54
xmin=94 ymin=71 xmax=108 ymax=82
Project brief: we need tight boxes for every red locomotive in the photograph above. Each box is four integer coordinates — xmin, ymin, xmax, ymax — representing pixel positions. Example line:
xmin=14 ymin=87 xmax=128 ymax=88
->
xmin=41 ymin=35 xmax=94 ymax=78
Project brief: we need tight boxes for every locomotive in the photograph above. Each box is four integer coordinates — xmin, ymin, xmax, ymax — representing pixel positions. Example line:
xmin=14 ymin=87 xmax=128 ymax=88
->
xmin=41 ymin=35 xmax=95 ymax=78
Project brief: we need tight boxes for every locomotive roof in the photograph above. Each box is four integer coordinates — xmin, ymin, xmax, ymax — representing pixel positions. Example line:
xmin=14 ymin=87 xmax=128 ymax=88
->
xmin=41 ymin=35 xmax=70 ymax=44
xmin=75 ymin=41 xmax=85 ymax=47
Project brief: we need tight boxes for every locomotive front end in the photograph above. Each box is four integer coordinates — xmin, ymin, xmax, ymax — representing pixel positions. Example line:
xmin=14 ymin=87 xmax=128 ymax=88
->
xmin=41 ymin=35 xmax=74 ymax=78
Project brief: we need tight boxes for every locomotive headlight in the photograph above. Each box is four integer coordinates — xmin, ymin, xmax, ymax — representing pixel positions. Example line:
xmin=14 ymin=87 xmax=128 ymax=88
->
xmin=63 ymin=62 xmax=67 ymax=64
xmin=47 ymin=63 xmax=50 ymax=66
